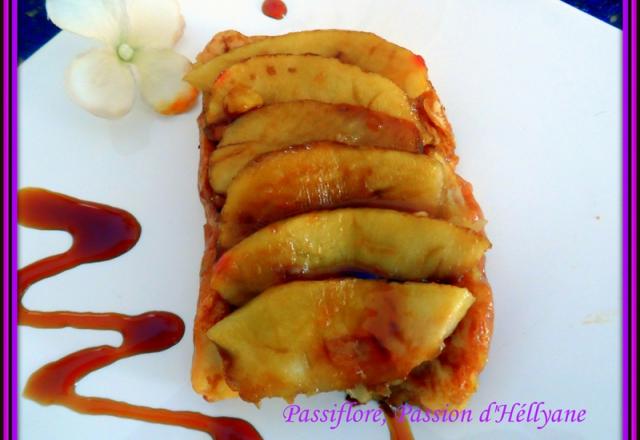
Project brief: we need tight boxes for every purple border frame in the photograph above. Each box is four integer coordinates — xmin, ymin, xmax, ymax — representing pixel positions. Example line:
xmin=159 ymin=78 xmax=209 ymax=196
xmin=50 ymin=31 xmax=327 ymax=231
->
xmin=12 ymin=0 xmax=18 ymax=436
xmin=625 ymin=0 xmax=638 ymax=439
xmin=2 ymin=1 xmax=637 ymax=440
xmin=5 ymin=0 xmax=19 ymax=437
xmin=3 ymin=0 xmax=10 ymax=437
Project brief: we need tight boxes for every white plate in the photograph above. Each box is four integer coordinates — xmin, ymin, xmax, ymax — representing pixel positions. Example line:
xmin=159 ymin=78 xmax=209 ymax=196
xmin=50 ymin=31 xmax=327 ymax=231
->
xmin=18 ymin=0 xmax=622 ymax=438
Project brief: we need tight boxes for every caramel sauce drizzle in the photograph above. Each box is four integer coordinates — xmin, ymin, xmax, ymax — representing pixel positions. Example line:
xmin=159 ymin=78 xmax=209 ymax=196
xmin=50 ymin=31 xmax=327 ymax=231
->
xmin=380 ymin=403 xmax=415 ymax=440
xmin=385 ymin=414 xmax=415 ymax=440
xmin=261 ymin=0 xmax=287 ymax=20
xmin=18 ymin=188 xmax=261 ymax=440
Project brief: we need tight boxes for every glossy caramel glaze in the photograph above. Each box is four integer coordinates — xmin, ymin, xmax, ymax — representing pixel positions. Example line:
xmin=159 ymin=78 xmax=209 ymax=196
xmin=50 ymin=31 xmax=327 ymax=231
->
xmin=18 ymin=188 xmax=261 ymax=440
xmin=207 ymin=280 xmax=474 ymax=402
xmin=208 ymin=101 xmax=423 ymax=193
xmin=216 ymin=101 xmax=422 ymax=149
xmin=380 ymin=403 xmax=415 ymax=440
xmin=219 ymin=142 xmax=481 ymax=248
xmin=192 ymin=30 xmax=494 ymax=438
xmin=389 ymin=265 xmax=493 ymax=408
xmin=211 ymin=208 xmax=489 ymax=306
xmin=205 ymin=54 xmax=423 ymax=133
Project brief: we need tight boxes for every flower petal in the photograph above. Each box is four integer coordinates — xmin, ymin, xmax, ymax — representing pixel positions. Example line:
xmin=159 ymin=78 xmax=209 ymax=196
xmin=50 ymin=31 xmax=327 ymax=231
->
xmin=66 ymin=48 xmax=136 ymax=118
xmin=45 ymin=0 xmax=125 ymax=45
xmin=125 ymin=0 xmax=185 ymax=49
xmin=133 ymin=48 xmax=198 ymax=115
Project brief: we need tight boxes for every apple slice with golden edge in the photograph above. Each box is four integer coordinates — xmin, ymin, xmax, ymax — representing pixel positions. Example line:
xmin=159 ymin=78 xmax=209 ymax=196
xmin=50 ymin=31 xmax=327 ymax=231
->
xmin=193 ymin=30 xmax=456 ymax=159
xmin=218 ymin=101 xmax=422 ymax=149
xmin=211 ymin=208 xmax=490 ymax=306
xmin=389 ymin=267 xmax=493 ymax=409
xmin=218 ymin=143 xmax=482 ymax=249
xmin=204 ymin=55 xmax=423 ymax=134
xmin=195 ymin=30 xmax=266 ymax=65
xmin=186 ymin=30 xmax=430 ymax=99
xmin=209 ymin=101 xmax=422 ymax=193
xmin=207 ymin=279 xmax=474 ymax=403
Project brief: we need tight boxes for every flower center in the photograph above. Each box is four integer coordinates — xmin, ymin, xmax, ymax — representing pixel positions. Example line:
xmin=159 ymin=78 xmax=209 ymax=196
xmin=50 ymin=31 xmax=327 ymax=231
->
xmin=117 ymin=43 xmax=135 ymax=62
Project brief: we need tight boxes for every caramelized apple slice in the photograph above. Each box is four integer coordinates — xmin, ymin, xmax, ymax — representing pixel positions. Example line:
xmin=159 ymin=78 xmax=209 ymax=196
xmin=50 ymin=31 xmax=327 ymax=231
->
xmin=186 ymin=30 xmax=430 ymax=98
xmin=219 ymin=143 xmax=481 ymax=248
xmin=217 ymin=102 xmax=421 ymax=148
xmin=389 ymin=267 xmax=493 ymax=409
xmin=205 ymin=55 xmax=422 ymax=134
xmin=207 ymin=279 xmax=474 ymax=403
xmin=195 ymin=30 xmax=266 ymax=65
xmin=209 ymin=102 xmax=422 ymax=193
xmin=211 ymin=208 xmax=490 ymax=306
xmin=218 ymin=101 xmax=422 ymax=148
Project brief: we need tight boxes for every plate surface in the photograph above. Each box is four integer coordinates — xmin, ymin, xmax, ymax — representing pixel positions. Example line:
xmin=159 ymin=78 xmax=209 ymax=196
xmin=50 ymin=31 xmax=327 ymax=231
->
xmin=18 ymin=0 xmax=621 ymax=438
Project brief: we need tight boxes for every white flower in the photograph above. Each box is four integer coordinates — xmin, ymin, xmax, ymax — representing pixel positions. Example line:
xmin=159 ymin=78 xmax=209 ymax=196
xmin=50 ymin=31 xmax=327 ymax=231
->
xmin=46 ymin=0 xmax=198 ymax=118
